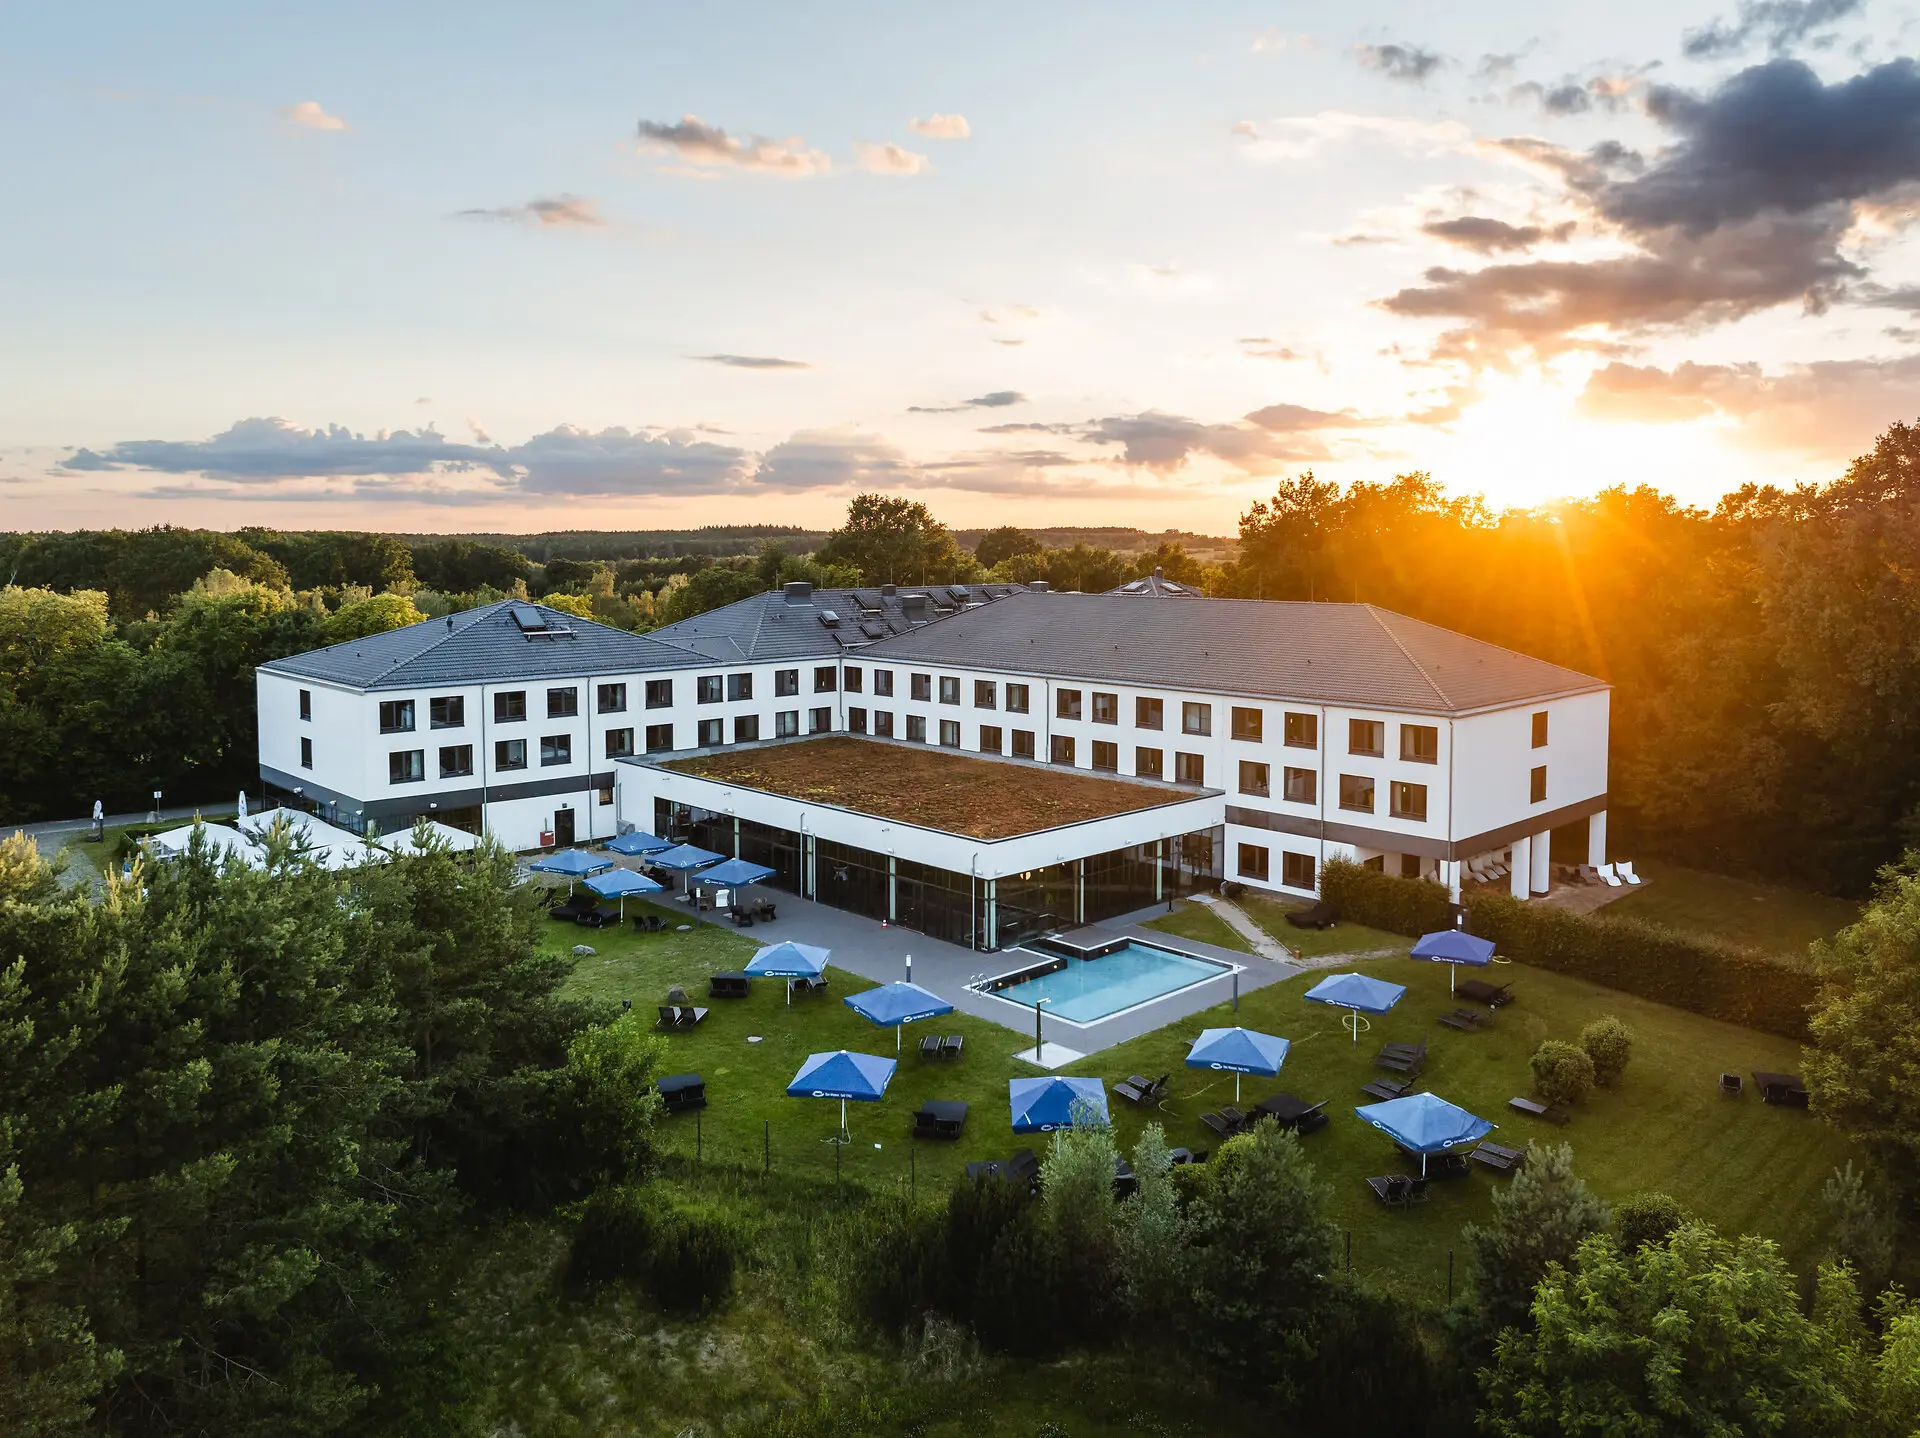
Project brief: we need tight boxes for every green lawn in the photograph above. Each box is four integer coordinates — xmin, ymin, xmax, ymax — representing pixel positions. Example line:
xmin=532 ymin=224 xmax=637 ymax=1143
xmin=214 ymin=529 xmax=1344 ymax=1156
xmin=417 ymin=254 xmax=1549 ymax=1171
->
xmin=1238 ymin=894 xmax=1409 ymax=960
xmin=1140 ymin=901 xmax=1252 ymax=952
xmin=1603 ymin=858 xmax=1858 ymax=957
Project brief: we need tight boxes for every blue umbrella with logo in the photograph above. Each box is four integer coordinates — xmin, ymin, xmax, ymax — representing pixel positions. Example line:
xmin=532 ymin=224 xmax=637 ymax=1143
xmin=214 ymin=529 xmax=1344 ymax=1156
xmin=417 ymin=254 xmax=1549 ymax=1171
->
xmin=697 ymin=856 xmax=777 ymax=887
xmin=1009 ymin=1076 xmax=1109 ymax=1133
xmin=845 ymin=981 xmax=954 ymax=1054
xmin=650 ymin=842 xmax=724 ymax=871
xmin=1304 ymin=972 xmax=1408 ymax=1044
xmin=787 ymin=1049 xmax=897 ymax=1139
xmin=605 ymin=830 xmax=672 ymax=857
xmin=1186 ymin=1026 xmax=1290 ymax=1104
xmin=528 ymin=848 xmax=613 ymax=878
xmin=746 ymin=940 xmax=831 ymax=978
xmin=1354 ymin=1091 xmax=1495 ymax=1176
xmin=583 ymin=865 xmax=663 ymax=918
xmin=1410 ymin=930 xmax=1496 ymax=993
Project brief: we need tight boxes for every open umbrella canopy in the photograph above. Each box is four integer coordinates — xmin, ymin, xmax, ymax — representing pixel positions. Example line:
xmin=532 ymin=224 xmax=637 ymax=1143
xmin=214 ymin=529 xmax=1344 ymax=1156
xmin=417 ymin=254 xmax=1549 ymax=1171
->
xmin=1009 ymin=1076 xmax=1109 ymax=1132
xmin=697 ymin=857 xmax=777 ymax=887
xmin=1410 ymin=931 xmax=1495 ymax=966
xmin=1186 ymin=1027 xmax=1290 ymax=1077
xmin=585 ymin=868 xmax=664 ymax=898
xmin=787 ymin=1050 xmax=897 ymax=1101
xmin=528 ymin=849 xmax=613 ymax=878
xmin=377 ymin=819 xmax=482 ymax=855
xmin=241 ymin=810 xmax=383 ymax=869
xmin=846 ymin=982 xmax=953 ymax=1028
xmin=1354 ymin=1091 xmax=1494 ymax=1154
xmin=150 ymin=823 xmax=264 ymax=869
xmin=649 ymin=843 xmax=725 ymax=872
xmin=1303 ymin=972 xmax=1408 ymax=1014
xmin=745 ymin=940 xmax=831 ymax=978
xmin=605 ymin=830 xmax=672 ymax=856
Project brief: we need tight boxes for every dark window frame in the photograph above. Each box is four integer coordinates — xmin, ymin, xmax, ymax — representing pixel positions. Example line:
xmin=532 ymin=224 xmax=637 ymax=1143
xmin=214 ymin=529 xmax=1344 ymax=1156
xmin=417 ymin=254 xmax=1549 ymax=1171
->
xmin=939 ymin=718 xmax=961 ymax=748
xmin=873 ymin=670 xmax=895 ymax=697
xmin=1283 ymin=766 xmax=1316 ymax=804
xmin=495 ymin=737 xmax=527 ymax=771
xmin=1136 ymin=746 xmax=1163 ymax=779
xmin=1230 ymin=706 xmax=1263 ymax=742
xmin=539 ymin=734 xmax=572 ymax=767
xmin=596 ymin=683 xmax=627 ymax=715
xmin=389 ymin=748 xmax=425 ymax=784
xmin=605 ymin=727 xmax=634 ymax=758
xmin=906 ymin=714 xmax=928 ymax=743
xmin=697 ymin=718 xmax=724 ymax=747
xmin=809 ymin=706 xmax=832 ymax=734
xmin=1283 ymin=711 xmax=1317 ymax=749
xmin=979 ymin=724 xmax=1003 ymax=753
xmin=1238 ymin=760 xmax=1270 ymax=797
xmin=1389 ymin=779 xmax=1428 ymax=821
xmin=776 ymin=709 xmax=800 ymax=737
xmin=546 ymin=686 xmax=579 ymax=719
xmin=1006 ymin=683 xmax=1030 ymax=714
xmin=1532 ymin=711 xmax=1549 ymax=748
xmin=911 ymin=673 xmax=932 ymax=702
xmin=1051 ymin=734 xmax=1076 ymax=765
xmin=1530 ymin=765 xmax=1548 ymax=803
xmin=775 ymin=669 xmax=799 ymax=697
xmin=1238 ymin=843 xmax=1270 ymax=882
xmin=974 ymin=679 xmax=997 ymax=709
xmin=378 ymin=699 xmax=415 ymax=734
xmin=1282 ymin=851 xmax=1316 ymax=890
xmin=733 ymin=714 xmax=760 ymax=743
xmin=1175 ymin=751 xmax=1205 ymax=785
xmin=727 ymin=673 xmax=753 ymax=703
xmin=298 ymin=688 xmax=312 ymax=721
xmin=299 ymin=735 xmax=313 ymax=769
xmin=1348 ymin=718 xmax=1385 ymax=757
xmin=1181 ymin=702 xmax=1211 ymax=737
xmin=494 ymin=690 xmax=526 ymax=723
xmin=1091 ymin=739 xmax=1119 ymax=771
xmin=1400 ymin=724 xmax=1438 ymax=764
xmin=696 ymin=675 xmax=723 ymax=704
xmin=1338 ymin=773 xmax=1376 ymax=813
xmin=430 ymin=695 xmax=465 ymax=729
xmin=644 ymin=723 xmax=673 ymax=753
xmin=1011 ymin=729 xmax=1035 ymax=759
xmin=939 ymin=675 xmax=961 ymax=706
xmin=1057 ymin=688 xmax=1083 ymax=721
xmin=645 ymin=679 xmax=672 ymax=709
xmin=439 ymin=744 xmax=474 ymax=778
xmin=814 ymin=666 xmax=837 ymax=693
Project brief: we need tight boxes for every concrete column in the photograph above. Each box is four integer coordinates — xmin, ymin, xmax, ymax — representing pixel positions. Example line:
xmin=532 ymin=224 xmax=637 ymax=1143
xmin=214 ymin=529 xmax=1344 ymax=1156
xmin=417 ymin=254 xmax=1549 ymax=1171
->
xmin=1588 ymin=810 xmax=1608 ymax=867
xmin=1509 ymin=836 xmax=1531 ymax=900
xmin=1441 ymin=858 xmax=1462 ymax=904
xmin=1531 ymin=829 xmax=1551 ymax=895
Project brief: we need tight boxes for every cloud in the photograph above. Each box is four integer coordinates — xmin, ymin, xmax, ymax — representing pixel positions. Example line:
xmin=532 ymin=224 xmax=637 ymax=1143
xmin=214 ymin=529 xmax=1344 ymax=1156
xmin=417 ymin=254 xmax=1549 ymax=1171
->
xmin=856 ymin=141 xmax=931 ymax=176
xmin=907 ymin=390 xmax=1027 ymax=414
xmin=1354 ymin=42 xmax=1446 ymax=84
xmin=908 ymin=113 xmax=970 ymax=139
xmin=284 ymin=100 xmax=347 ymax=131
xmin=756 ymin=429 xmax=912 ymax=489
xmin=696 ymin=354 xmax=811 ymax=370
xmin=1239 ymin=336 xmax=1310 ymax=361
xmin=1235 ymin=111 xmax=1472 ymax=161
xmin=64 ymin=417 xmax=507 ymax=483
xmin=636 ymin=114 xmax=831 ymax=175
xmin=1682 ymin=0 xmax=1862 ymax=60
xmin=1421 ymin=216 xmax=1576 ymax=253
xmin=1509 ymin=72 xmax=1649 ymax=116
xmin=1242 ymin=403 xmax=1375 ymax=432
xmin=455 ymin=194 xmax=605 ymax=227
xmin=511 ymin=426 xmax=757 ymax=494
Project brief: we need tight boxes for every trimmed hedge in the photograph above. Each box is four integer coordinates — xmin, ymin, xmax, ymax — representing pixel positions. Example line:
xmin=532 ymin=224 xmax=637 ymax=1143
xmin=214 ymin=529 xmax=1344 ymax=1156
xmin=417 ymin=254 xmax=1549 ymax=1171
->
xmin=1320 ymin=860 xmax=1818 ymax=1040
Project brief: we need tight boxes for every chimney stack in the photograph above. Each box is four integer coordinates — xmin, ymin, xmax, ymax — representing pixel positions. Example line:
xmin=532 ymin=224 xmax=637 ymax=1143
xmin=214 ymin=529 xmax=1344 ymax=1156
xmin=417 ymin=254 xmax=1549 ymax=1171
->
xmin=782 ymin=580 xmax=814 ymax=605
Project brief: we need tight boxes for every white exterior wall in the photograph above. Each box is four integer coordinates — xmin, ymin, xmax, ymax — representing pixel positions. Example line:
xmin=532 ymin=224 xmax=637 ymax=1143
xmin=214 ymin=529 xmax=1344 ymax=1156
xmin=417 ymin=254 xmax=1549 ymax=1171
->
xmin=1449 ymin=689 xmax=1609 ymax=852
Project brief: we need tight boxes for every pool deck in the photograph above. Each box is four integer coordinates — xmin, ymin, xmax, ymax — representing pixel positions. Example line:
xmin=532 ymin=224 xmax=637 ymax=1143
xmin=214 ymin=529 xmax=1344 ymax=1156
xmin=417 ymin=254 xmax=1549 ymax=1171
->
xmin=673 ymin=892 xmax=1305 ymax=1060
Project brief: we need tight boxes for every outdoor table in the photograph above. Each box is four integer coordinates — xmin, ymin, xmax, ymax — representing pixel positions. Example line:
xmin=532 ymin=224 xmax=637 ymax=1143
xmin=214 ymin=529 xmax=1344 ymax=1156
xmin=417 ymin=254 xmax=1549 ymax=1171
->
xmin=656 ymin=1072 xmax=706 ymax=1113
xmin=1396 ymin=1142 xmax=1470 ymax=1177
xmin=1752 ymin=1071 xmax=1810 ymax=1107
xmin=1456 ymin=978 xmax=1512 ymax=1007
xmin=1254 ymin=1092 xmax=1320 ymax=1127
xmin=917 ymin=1100 xmax=969 ymax=1138
xmin=709 ymin=972 xmax=751 ymax=999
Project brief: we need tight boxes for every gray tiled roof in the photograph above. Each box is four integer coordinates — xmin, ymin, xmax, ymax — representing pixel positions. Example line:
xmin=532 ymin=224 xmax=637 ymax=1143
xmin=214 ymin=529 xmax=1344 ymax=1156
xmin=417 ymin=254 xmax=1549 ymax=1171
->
xmin=858 ymin=592 xmax=1605 ymax=714
xmin=260 ymin=600 xmax=704 ymax=690
xmin=646 ymin=583 xmax=1030 ymax=663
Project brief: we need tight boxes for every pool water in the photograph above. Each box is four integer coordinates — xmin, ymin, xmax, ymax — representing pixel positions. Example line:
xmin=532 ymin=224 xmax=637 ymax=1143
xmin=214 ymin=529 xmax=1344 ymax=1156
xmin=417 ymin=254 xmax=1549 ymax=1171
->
xmin=991 ymin=942 xmax=1230 ymax=1023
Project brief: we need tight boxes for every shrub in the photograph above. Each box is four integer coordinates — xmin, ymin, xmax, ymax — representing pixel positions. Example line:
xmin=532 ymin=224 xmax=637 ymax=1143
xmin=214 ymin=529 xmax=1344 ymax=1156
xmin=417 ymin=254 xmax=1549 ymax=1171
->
xmin=1321 ymin=858 xmax=1456 ymax=936
xmin=846 ymin=1201 xmax=944 ymax=1337
xmin=1612 ymin=1191 xmax=1686 ymax=1253
xmin=1454 ymin=1143 xmax=1609 ymax=1356
xmin=1579 ymin=1015 xmax=1634 ymax=1087
xmin=1823 ymin=1161 xmax=1896 ymax=1294
xmin=567 ymin=1185 xmax=653 ymax=1289
xmin=565 ymin=1186 xmax=737 ymax=1314
xmin=1530 ymin=1039 xmax=1595 ymax=1108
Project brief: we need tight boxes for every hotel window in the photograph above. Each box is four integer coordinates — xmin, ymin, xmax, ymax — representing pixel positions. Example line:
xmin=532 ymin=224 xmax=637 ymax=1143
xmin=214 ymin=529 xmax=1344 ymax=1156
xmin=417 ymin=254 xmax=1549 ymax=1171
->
xmin=540 ymin=734 xmax=572 ymax=767
xmin=1282 ymin=851 xmax=1316 ymax=890
xmin=1182 ymin=702 xmax=1211 ymax=736
xmin=874 ymin=711 xmax=896 ymax=738
xmin=1175 ymin=752 xmax=1205 ymax=785
xmin=645 ymin=724 xmax=673 ymax=753
xmin=439 ymin=744 xmax=473 ymax=778
xmin=495 ymin=690 xmax=526 ymax=723
xmin=645 ymin=679 xmax=672 ymax=709
xmin=298 ymin=688 xmax=312 ymax=721
xmin=734 ymin=715 xmax=759 ymax=743
xmin=1136 ymin=696 xmax=1163 ymax=730
xmin=1239 ymin=760 xmax=1270 ymax=797
xmin=1011 ymin=729 xmax=1035 ymax=759
xmin=379 ymin=700 xmax=415 ymax=734
xmin=605 ymin=728 xmax=634 ymax=758
xmin=389 ymin=749 xmax=425 ymax=784
xmin=495 ymin=738 xmax=527 ymax=771
xmin=907 ymin=715 xmax=927 ymax=743
xmin=1091 ymin=740 xmax=1119 ymax=771
xmin=1092 ymin=692 xmax=1118 ymax=724
xmin=810 ymin=707 xmax=832 ymax=734
xmin=430 ymin=695 xmax=464 ymax=728
xmin=1401 ymin=724 xmax=1438 ymax=764
xmin=979 ymin=725 xmax=1003 ymax=754
xmin=775 ymin=669 xmax=799 ymax=697
xmin=1283 ymin=766 xmax=1316 ymax=804
xmin=939 ymin=676 xmax=960 ymax=705
xmin=1136 ymin=746 xmax=1163 ymax=779
xmin=1390 ymin=780 xmax=1428 ymax=821
xmin=1284 ymin=711 xmax=1317 ymax=749
xmin=940 ymin=719 xmax=961 ymax=748
xmin=697 ymin=718 xmax=723 ymax=747
xmin=1238 ymin=844 xmax=1270 ymax=882
xmin=846 ymin=707 xmax=867 ymax=733
xmin=1531 ymin=765 xmax=1548 ymax=803
xmin=814 ymin=666 xmax=837 ymax=693
xmin=1006 ymin=683 xmax=1030 ymax=714
xmin=873 ymin=669 xmax=895 ymax=697
xmin=1051 ymin=735 xmax=1076 ymax=765
xmin=776 ymin=710 xmax=800 ymax=737
xmin=598 ymin=786 xmax=614 ymax=807
xmin=1402 ymin=854 xmax=1423 ymax=879
xmin=844 ymin=667 xmax=864 ymax=694
xmin=1231 ymin=707 xmax=1263 ymax=742
xmin=547 ymin=687 xmax=578 ymax=718
xmin=1339 ymin=773 xmax=1376 ymax=812
xmin=911 ymin=673 xmax=932 ymax=702
xmin=726 ymin=673 xmax=752 ymax=703
xmin=696 ymin=675 xmax=722 ymax=704
xmin=1057 ymin=688 xmax=1082 ymax=720
xmin=1532 ymin=711 xmax=1549 ymax=747
xmin=1348 ymin=719 xmax=1384 ymax=757
xmin=974 ymin=679 xmax=997 ymax=708
xmin=597 ymin=683 xmax=627 ymax=714
xmin=299 ymin=736 xmax=313 ymax=769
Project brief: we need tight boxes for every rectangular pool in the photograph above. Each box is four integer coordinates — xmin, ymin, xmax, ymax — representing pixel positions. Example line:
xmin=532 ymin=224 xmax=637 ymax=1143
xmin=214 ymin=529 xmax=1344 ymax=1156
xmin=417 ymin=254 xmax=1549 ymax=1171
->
xmin=981 ymin=941 xmax=1232 ymax=1024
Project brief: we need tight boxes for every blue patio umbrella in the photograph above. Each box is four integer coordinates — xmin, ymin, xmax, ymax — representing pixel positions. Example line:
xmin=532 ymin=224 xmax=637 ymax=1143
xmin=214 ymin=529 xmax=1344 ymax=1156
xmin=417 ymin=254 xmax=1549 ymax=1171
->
xmin=1410 ymin=930 xmax=1496 ymax=993
xmin=1354 ymin=1091 xmax=1495 ymax=1176
xmin=583 ymin=865 xmax=664 ymax=917
xmin=787 ymin=1049 xmax=897 ymax=1137
xmin=649 ymin=842 xmax=725 ymax=871
xmin=697 ymin=856 xmax=777 ymax=888
xmin=845 ymin=981 xmax=954 ymax=1054
xmin=1009 ymin=1076 xmax=1109 ymax=1133
xmin=528 ymin=848 xmax=613 ymax=878
xmin=1186 ymin=1026 xmax=1290 ymax=1103
xmin=1303 ymin=972 xmax=1408 ymax=1044
xmin=605 ymin=830 xmax=672 ymax=857
xmin=746 ymin=940 xmax=831 ymax=978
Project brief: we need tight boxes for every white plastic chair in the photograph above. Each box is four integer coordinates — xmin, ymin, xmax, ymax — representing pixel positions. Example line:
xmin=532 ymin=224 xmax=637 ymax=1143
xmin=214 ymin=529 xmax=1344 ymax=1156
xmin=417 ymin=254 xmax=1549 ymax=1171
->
xmin=1616 ymin=861 xmax=1641 ymax=884
xmin=1597 ymin=863 xmax=1623 ymax=887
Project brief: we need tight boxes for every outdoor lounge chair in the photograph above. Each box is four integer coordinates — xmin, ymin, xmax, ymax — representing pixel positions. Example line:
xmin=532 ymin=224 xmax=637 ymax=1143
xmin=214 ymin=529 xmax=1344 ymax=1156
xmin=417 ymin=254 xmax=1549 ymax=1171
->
xmin=655 ymin=1073 xmax=706 ymax=1112
xmin=1509 ymin=1095 xmax=1569 ymax=1125
xmin=548 ymin=893 xmax=595 ymax=922
xmin=920 ymin=1034 xmax=943 ymax=1060
xmin=1597 ymin=863 xmax=1623 ymax=887
xmin=1575 ymin=864 xmax=1603 ymax=885
xmin=1469 ymin=1141 xmax=1528 ymax=1173
xmin=1374 ymin=1037 xmax=1427 ymax=1074
xmin=1617 ymin=861 xmax=1641 ymax=883
xmin=1438 ymin=1008 xmax=1490 ymax=1032
xmin=1753 ymin=1071 xmax=1810 ymax=1107
xmin=1367 ymin=1175 xmax=1411 ymax=1208
xmin=1200 ymin=1111 xmax=1241 ymax=1140
xmin=939 ymin=1035 xmax=963 ymax=1059
xmin=656 ymin=1006 xmax=708 ymax=1030
xmin=1114 ymin=1075 xmax=1154 ymax=1104
xmin=577 ymin=905 xmax=620 ymax=928
xmin=1361 ymin=1076 xmax=1412 ymax=1101
xmin=1286 ymin=901 xmax=1336 ymax=930
xmin=1405 ymin=1176 xmax=1431 ymax=1204
xmin=1719 ymin=1072 xmax=1743 ymax=1098
xmin=708 ymin=972 xmax=750 ymax=999
xmin=1455 ymin=978 xmax=1514 ymax=1008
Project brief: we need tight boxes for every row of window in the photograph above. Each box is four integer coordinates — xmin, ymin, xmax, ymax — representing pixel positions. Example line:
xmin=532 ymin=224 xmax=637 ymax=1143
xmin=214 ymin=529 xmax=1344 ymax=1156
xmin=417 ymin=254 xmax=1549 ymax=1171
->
xmin=1237 ymin=845 xmax=1317 ymax=890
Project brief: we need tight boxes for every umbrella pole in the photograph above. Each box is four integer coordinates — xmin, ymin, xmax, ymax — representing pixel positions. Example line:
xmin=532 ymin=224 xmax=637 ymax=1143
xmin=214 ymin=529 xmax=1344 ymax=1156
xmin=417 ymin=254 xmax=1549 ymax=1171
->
xmin=840 ymin=1097 xmax=847 ymax=1141
xmin=1236 ymin=1073 xmax=1242 ymax=1104
xmin=1451 ymin=964 xmax=1456 ymax=993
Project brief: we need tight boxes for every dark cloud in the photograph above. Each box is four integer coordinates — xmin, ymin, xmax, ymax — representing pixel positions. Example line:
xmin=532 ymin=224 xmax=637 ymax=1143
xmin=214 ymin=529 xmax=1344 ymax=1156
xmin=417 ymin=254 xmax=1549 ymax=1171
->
xmin=696 ymin=354 xmax=811 ymax=370
xmin=510 ymin=426 xmax=757 ymax=494
xmin=907 ymin=390 xmax=1028 ymax=413
xmin=1421 ymin=217 xmax=1576 ymax=253
xmin=1476 ymin=52 xmax=1526 ymax=82
xmin=1863 ymin=284 xmax=1920 ymax=310
xmin=1354 ymin=42 xmax=1446 ymax=84
xmin=636 ymin=115 xmax=830 ymax=175
xmin=1682 ymin=0 xmax=1862 ymax=60
xmin=1508 ymin=71 xmax=1649 ymax=116
xmin=455 ymin=194 xmax=604 ymax=227
xmin=65 ymin=418 xmax=510 ymax=483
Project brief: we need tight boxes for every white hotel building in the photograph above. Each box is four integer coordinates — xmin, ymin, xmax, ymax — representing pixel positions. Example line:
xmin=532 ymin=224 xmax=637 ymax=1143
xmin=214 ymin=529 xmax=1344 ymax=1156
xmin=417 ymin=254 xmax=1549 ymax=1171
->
xmin=256 ymin=581 xmax=1609 ymax=949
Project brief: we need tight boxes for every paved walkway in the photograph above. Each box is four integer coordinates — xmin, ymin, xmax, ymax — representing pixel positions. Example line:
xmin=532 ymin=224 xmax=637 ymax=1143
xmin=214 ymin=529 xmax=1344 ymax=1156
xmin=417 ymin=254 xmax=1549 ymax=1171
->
xmin=1191 ymin=893 xmax=1298 ymax=961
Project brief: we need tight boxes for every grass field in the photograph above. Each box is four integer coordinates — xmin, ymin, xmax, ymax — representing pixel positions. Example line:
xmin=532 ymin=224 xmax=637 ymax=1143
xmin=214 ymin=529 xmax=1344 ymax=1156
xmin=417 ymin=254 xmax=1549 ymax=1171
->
xmin=554 ymin=898 xmax=1855 ymax=1299
xmin=1604 ymin=859 xmax=1859 ymax=956
xmin=1237 ymin=894 xmax=1408 ymax=960
xmin=1140 ymin=901 xmax=1251 ymax=952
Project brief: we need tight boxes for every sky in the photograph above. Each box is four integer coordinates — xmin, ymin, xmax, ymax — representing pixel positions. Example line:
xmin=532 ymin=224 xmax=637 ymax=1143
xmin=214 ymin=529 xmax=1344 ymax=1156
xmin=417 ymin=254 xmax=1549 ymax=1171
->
xmin=6 ymin=0 xmax=1920 ymax=535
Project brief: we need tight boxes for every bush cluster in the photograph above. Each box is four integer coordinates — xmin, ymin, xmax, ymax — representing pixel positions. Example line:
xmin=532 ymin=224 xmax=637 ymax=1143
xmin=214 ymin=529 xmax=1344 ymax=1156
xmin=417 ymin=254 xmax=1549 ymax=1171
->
xmin=1529 ymin=1039 xmax=1596 ymax=1108
xmin=1579 ymin=1016 xmax=1634 ymax=1086
xmin=569 ymin=1185 xmax=738 ymax=1315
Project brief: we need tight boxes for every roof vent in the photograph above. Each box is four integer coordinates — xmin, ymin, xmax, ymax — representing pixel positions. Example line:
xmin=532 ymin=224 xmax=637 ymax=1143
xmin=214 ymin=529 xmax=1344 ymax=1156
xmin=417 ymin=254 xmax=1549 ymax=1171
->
xmin=446 ymin=616 xmax=455 ymax=630
xmin=899 ymin=592 xmax=929 ymax=619
xmin=1153 ymin=566 xmax=1164 ymax=581
xmin=818 ymin=610 xmax=842 ymax=628
xmin=782 ymin=581 xmax=814 ymax=605
xmin=1028 ymin=580 xmax=1050 ymax=593
xmin=880 ymin=583 xmax=897 ymax=598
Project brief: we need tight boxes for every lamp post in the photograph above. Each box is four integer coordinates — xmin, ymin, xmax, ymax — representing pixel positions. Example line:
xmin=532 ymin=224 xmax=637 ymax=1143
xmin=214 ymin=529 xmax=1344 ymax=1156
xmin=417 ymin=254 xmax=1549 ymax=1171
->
xmin=1033 ymin=996 xmax=1052 ymax=1065
xmin=150 ymin=790 xmax=162 ymax=823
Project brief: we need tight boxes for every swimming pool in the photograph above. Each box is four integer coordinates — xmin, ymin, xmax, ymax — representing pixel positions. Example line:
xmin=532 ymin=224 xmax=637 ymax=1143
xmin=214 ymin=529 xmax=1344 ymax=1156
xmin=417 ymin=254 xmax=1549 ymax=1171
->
xmin=982 ymin=941 xmax=1232 ymax=1024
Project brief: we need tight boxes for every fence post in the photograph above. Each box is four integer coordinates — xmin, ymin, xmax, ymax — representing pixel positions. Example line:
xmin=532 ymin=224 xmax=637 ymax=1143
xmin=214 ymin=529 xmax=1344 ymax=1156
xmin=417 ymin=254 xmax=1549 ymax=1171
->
xmin=764 ymin=1120 xmax=770 ymax=1176
xmin=696 ymin=1108 xmax=702 ymax=1164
